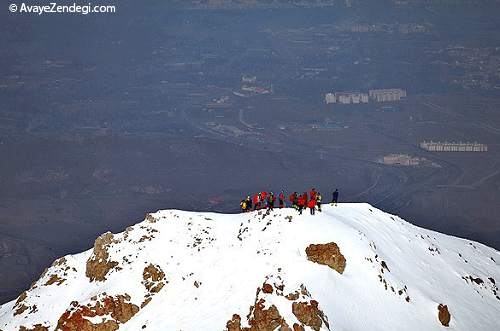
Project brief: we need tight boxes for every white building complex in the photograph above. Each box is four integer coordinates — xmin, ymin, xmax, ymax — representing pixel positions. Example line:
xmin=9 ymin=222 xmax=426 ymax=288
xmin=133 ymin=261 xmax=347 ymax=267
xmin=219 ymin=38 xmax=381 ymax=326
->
xmin=369 ymin=89 xmax=407 ymax=102
xmin=326 ymin=88 xmax=406 ymax=104
xmin=420 ymin=141 xmax=488 ymax=152
xmin=325 ymin=91 xmax=369 ymax=104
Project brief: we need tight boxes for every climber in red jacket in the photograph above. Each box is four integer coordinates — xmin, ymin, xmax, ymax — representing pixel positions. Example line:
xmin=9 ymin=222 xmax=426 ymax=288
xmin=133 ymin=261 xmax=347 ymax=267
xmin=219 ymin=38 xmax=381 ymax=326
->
xmin=254 ymin=193 xmax=261 ymax=210
xmin=297 ymin=194 xmax=305 ymax=215
xmin=261 ymin=191 xmax=267 ymax=209
xmin=278 ymin=190 xmax=285 ymax=208
xmin=290 ymin=192 xmax=298 ymax=209
xmin=310 ymin=188 xmax=317 ymax=201
xmin=308 ymin=198 xmax=316 ymax=215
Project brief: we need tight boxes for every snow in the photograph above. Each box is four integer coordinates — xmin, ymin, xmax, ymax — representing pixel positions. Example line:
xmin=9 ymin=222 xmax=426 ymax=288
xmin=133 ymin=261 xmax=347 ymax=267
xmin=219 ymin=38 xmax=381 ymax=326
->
xmin=1 ymin=203 xmax=500 ymax=331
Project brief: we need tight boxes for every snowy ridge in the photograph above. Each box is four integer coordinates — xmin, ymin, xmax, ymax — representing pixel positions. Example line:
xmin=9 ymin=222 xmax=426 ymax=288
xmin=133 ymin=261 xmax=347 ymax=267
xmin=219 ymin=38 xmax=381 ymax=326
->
xmin=1 ymin=203 xmax=499 ymax=331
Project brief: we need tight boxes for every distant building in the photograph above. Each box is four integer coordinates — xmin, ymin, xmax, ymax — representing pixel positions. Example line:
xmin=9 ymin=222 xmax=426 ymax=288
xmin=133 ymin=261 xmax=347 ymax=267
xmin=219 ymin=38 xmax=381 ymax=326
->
xmin=209 ymin=0 xmax=231 ymax=5
xmin=325 ymin=91 xmax=369 ymax=104
xmin=241 ymin=85 xmax=268 ymax=94
xmin=420 ymin=141 xmax=487 ymax=152
xmin=377 ymin=154 xmax=439 ymax=167
xmin=325 ymin=93 xmax=337 ymax=104
xmin=378 ymin=154 xmax=421 ymax=166
xmin=338 ymin=93 xmax=351 ymax=104
xmin=242 ymin=76 xmax=257 ymax=84
xmin=369 ymin=89 xmax=407 ymax=102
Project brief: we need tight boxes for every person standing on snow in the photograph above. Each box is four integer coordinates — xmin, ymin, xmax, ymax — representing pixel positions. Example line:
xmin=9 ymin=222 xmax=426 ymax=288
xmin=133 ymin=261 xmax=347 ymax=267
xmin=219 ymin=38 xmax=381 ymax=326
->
xmin=310 ymin=188 xmax=317 ymax=201
xmin=297 ymin=194 xmax=305 ymax=215
xmin=278 ymin=190 xmax=285 ymax=208
xmin=316 ymin=192 xmax=322 ymax=212
xmin=308 ymin=197 xmax=316 ymax=215
xmin=267 ymin=192 xmax=275 ymax=211
xmin=261 ymin=191 xmax=267 ymax=209
xmin=254 ymin=193 xmax=261 ymax=210
xmin=290 ymin=191 xmax=298 ymax=210
xmin=332 ymin=189 xmax=339 ymax=206
xmin=245 ymin=196 xmax=252 ymax=212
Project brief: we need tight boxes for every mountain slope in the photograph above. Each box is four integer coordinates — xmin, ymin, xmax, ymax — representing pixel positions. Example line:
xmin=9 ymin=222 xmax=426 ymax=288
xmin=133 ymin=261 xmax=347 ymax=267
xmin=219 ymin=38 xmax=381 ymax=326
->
xmin=1 ymin=203 xmax=499 ymax=331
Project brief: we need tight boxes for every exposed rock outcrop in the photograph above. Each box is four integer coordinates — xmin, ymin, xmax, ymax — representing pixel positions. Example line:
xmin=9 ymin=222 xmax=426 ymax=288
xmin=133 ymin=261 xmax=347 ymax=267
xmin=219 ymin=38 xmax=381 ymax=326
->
xmin=13 ymin=291 xmax=37 ymax=317
xmin=262 ymin=283 xmax=274 ymax=294
xmin=224 ymin=283 xmax=291 ymax=331
xmin=292 ymin=300 xmax=329 ymax=331
xmin=145 ymin=213 xmax=157 ymax=223
xmin=19 ymin=324 xmax=49 ymax=331
xmin=44 ymin=274 xmax=65 ymax=286
xmin=226 ymin=314 xmax=243 ymax=331
xmin=142 ymin=264 xmax=166 ymax=293
xmin=13 ymin=305 xmax=28 ymax=317
xmin=55 ymin=294 xmax=139 ymax=331
xmin=224 ymin=280 xmax=329 ymax=331
xmin=438 ymin=304 xmax=451 ymax=327
xmin=248 ymin=298 xmax=291 ymax=331
xmin=306 ymin=242 xmax=346 ymax=274
xmin=85 ymin=232 xmax=119 ymax=282
xmin=141 ymin=264 xmax=167 ymax=307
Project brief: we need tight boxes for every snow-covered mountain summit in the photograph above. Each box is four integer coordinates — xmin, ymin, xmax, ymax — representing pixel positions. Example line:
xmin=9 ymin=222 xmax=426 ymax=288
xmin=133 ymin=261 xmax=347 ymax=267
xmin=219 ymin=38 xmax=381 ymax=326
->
xmin=1 ymin=203 xmax=499 ymax=331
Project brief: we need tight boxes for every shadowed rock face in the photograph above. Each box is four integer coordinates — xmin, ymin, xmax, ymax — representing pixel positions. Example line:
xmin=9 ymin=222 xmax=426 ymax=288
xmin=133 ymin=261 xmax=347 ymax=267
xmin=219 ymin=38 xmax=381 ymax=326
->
xmin=305 ymin=242 xmax=346 ymax=274
xmin=438 ymin=304 xmax=451 ymax=327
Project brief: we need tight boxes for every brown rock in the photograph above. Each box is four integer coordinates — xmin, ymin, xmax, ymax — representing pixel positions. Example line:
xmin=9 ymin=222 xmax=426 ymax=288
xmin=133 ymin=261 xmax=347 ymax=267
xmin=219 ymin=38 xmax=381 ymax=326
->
xmin=52 ymin=257 xmax=67 ymax=267
xmin=225 ymin=298 xmax=291 ymax=331
xmin=306 ymin=242 xmax=346 ymax=274
xmin=438 ymin=304 xmax=451 ymax=327
xmin=285 ymin=291 xmax=300 ymax=301
xmin=292 ymin=301 xmax=328 ymax=331
xmin=85 ymin=233 xmax=119 ymax=282
xmin=111 ymin=295 xmax=139 ymax=324
xmin=143 ymin=264 xmax=165 ymax=285
xmin=145 ymin=214 xmax=156 ymax=223
xmin=19 ymin=324 xmax=49 ymax=331
xmin=15 ymin=291 xmax=27 ymax=306
xmin=249 ymin=299 xmax=291 ymax=331
xmin=45 ymin=274 xmax=65 ymax=286
xmin=141 ymin=298 xmax=152 ymax=309
xmin=143 ymin=264 xmax=166 ymax=293
xmin=13 ymin=304 xmax=28 ymax=316
xmin=381 ymin=261 xmax=390 ymax=273
xmin=55 ymin=294 xmax=138 ymax=331
xmin=262 ymin=284 xmax=274 ymax=294
xmin=226 ymin=314 xmax=242 ymax=331
xmin=293 ymin=323 xmax=305 ymax=331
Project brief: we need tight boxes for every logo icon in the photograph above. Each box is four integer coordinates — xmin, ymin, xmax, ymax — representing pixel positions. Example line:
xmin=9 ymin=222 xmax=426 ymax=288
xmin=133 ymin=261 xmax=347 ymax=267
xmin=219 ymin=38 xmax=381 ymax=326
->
xmin=9 ymin=4 xmax=17 ymax=12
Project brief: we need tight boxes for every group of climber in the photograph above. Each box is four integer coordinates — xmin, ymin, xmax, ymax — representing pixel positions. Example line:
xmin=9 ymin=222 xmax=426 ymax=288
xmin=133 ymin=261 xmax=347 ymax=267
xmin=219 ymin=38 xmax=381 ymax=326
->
xmin=239 ymin=188 xmax=339 ymax=215
xmin=239 ymin=190 xmax=286 ymax=213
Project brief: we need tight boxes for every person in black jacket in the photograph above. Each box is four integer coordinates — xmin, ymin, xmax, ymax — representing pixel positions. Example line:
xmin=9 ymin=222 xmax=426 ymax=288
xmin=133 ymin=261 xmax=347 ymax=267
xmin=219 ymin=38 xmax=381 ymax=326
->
xmin=245 ymin=196 xmax=252 ymax=212
xmin=331 ymin=189 xmax=339 ymax=206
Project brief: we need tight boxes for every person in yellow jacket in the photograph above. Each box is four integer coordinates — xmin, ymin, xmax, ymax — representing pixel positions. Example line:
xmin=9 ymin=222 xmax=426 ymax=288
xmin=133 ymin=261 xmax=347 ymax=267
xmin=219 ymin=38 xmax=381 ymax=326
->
xmin=239 ymin=199 xmax=247 ymax=212
xmin=316 ymin=192 xmax=322 ymax=212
